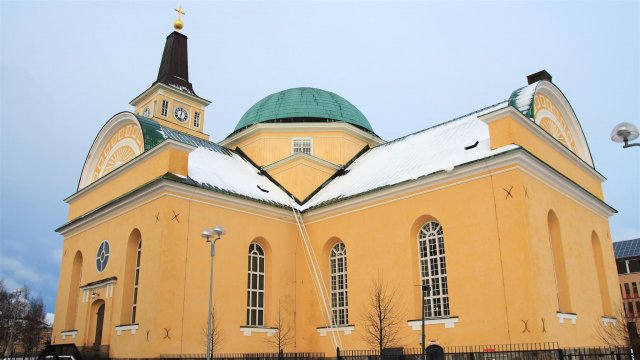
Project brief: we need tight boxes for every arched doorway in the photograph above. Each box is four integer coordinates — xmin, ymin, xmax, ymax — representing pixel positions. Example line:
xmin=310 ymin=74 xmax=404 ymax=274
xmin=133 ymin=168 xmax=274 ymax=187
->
xmin=90 ymin=299 xmax=106 ymax=348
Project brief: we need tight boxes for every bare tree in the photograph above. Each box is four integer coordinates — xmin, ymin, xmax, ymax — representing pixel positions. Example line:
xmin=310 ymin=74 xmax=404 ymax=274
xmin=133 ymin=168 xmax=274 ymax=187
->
xmin=360 ymin=273 xmax=404 ymax=353
xmin=596 ymin=304 xmax=630 ymax=347
xmin=264 ymin=300 xmax=293 ymax=353
xmin=201 ymin=304 xmax=224 ymax=355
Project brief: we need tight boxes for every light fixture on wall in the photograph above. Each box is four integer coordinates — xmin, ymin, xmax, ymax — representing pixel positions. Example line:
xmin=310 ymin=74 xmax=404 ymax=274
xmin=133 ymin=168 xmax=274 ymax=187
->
xmin=202 ymin=225 xmax=226 ymax=360
xmin=611 ymin=122 xmax=640 ymax=148
xmin=91 ymin=291 xmax=100 ymax=299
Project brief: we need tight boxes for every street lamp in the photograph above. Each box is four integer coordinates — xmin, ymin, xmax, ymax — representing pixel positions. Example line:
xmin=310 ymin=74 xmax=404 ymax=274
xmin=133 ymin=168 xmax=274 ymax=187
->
xmin=421 ymin=283 xmax=430 ymax=360
xmin=202 ymin=225 xmax=226 ymax=360
xmin=611 ymin=122 xmax=640 ymax=148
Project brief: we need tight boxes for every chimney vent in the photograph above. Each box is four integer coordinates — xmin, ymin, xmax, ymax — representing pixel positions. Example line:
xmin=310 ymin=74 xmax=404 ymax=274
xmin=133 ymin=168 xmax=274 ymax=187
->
xmin=527 ymin=70 xmax=552 ymax=85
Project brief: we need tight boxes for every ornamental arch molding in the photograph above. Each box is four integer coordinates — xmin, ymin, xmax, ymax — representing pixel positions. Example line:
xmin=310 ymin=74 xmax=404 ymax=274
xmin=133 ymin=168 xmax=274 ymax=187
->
xmin=78 ymin=112 xmax=145 ymax=190
xmin=532 ymin=82 xmax=594 ymax=167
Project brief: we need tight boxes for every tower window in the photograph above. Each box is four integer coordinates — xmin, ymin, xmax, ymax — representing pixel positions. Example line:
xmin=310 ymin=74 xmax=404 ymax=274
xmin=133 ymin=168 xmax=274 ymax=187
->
xmin=292 ymin=138 xmax=312 ymax=155
xmin=246 ymin=243 xmax=265 ymax=326
xmin=193 ymin=112 xmax=201 ymax=128
xmin=418 ymin=221 xmax=450 ymax=318
xmin=330 ymin=242 xmax=348 ymax=325
xmin=161 ymin=100 xmax=169 ymax=117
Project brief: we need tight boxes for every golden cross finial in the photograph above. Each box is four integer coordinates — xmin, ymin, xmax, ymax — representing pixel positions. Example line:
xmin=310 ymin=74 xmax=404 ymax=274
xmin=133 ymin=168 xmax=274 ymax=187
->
xmin=173 ymin=6 xmax=185 ymax=31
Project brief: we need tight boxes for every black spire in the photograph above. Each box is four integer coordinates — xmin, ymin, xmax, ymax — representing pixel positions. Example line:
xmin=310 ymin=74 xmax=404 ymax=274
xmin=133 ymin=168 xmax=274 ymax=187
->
xmin=155 ymin=31 xmax=196 ymax=96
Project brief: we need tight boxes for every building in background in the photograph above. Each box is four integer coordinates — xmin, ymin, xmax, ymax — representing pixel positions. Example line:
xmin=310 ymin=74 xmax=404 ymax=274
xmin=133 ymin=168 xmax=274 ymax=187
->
xmin=614 ymin=239 xmax=640 ymax=319
xmin=51 ymin=16 xmax=620 ymax=358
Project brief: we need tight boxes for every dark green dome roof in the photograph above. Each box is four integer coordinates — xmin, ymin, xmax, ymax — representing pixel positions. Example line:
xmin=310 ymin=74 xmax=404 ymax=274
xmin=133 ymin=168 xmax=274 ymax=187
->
xmin=233 ymin=87 xmax=375 ymax=135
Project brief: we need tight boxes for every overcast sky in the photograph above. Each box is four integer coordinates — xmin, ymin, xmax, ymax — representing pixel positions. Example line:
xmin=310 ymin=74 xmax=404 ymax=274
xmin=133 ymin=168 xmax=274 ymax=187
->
xmin=1 ymin=1 xmax=638 ymax=315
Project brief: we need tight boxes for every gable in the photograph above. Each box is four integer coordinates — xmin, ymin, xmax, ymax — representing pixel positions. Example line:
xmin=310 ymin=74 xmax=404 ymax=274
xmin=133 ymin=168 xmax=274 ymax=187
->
xmin=509 ymin=81 xmax=593 ymax=167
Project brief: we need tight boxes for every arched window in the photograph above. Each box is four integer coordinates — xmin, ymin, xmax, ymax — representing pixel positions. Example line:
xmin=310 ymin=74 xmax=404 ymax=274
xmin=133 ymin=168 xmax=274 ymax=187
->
xmin=592 ymin=232 xmax=611 ymax=315
xmin=330 ymin=242 xmax=348 ymax=325
xmin=65 ymin=251 xmax=83 ymax=329
xmin=131 ymin=240 xmax=142 ymax=323
xmin=418 ymin=221 xmax=449 ymax=317
xmin=548 ymin=210 xmax=572 ymax=312
xmin=121 ymin=229 xmax=141 ymax=324
xmin=246 ymin=243 xmax=265 ymax=326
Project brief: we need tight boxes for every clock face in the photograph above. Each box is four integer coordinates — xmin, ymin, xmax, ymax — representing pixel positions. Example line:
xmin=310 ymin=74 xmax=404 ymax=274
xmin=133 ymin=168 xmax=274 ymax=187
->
xmin=142 ymin=107 xmax=150 ymax=117
xmin=174 ymin=107 xmax=188 ymax=122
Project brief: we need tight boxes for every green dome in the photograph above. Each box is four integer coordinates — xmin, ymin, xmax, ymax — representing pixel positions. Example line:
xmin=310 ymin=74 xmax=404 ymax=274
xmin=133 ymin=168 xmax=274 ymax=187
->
xmin=233 ymin=87 xmax=375 ymax=135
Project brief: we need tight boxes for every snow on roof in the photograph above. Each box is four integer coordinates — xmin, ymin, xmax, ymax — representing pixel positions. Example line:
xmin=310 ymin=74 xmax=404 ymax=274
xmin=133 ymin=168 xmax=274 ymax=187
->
xmin=188 ymin=147 xmax=293 ymax=207
xmin=301 ymin=102 xmax=518 ymax=210
xmin=509 ymin=82 xmax=538 ymax=117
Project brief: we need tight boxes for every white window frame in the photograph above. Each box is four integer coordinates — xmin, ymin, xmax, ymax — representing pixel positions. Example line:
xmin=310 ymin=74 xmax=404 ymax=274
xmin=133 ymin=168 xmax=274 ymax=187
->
xmin=418 ymin=221 xmax=450 ymax=318
xmin=246 ymin=243 xmax=265 ymax=326
xmin=161 ymin=100 xmax=169 ymax=117
xmin=330 ymin=242 xmax=348 ymax=326
xmin=131 ymin=240 xmax=142 ymax=323
xmin=193 ymin=112 xmax=201 ymax=128
xmin=292 ymin=137 xmax=313 ymax=155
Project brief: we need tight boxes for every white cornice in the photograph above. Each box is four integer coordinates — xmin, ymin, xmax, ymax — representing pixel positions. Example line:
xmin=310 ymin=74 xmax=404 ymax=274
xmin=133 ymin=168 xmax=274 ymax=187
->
xmin=479 ymin=106 xmax=604 ymax=182
xmin=130 ymin=83 xmax=211 ymax=107
xmin=219 ymin=122 xmax=385 ymax=149
xmin=58 ymin=179 xmax=295 ymax=238
xmin=263 ymin=153 xmax=341 ymax=172
xmin=303 ymin=148 xmax=615 ymax=223
xmin=67 ymin=139 xmax=195 ymax=203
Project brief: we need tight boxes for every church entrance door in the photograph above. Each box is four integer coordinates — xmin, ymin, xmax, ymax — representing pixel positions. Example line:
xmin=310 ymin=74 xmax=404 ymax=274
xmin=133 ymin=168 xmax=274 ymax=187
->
xmin=94 ymin=303 xmax=105 ymax=347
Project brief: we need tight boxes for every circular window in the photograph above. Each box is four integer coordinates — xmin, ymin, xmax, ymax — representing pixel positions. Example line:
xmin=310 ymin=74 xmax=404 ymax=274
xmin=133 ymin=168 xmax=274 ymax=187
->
xmin=96 ymin=240 xmax=110 ymax=273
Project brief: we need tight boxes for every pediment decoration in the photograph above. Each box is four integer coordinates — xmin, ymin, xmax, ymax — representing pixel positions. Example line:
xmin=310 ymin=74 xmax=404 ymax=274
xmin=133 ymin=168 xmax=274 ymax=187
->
xmin=531 ymin=82 xmax=594 ymax=167
xmin=78 ymin=112 xmax=145 ymax=190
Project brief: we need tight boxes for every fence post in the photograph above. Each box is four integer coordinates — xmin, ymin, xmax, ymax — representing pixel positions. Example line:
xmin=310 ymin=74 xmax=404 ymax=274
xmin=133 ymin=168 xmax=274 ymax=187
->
xmin=558 ymin=349 xmax=564 ymax=360
xmin=336 ymin=347 xmax=341 ymax=360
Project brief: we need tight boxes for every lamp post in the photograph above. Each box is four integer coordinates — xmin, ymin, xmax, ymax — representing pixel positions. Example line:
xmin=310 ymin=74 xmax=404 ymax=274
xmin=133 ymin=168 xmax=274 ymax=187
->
xmin=611 ymin=122 xmax=640 ymax=148
xmin=421 ymin=284 xmax=430 ymax=360
xmin=202 ymin=225 xmax=226 ymax=360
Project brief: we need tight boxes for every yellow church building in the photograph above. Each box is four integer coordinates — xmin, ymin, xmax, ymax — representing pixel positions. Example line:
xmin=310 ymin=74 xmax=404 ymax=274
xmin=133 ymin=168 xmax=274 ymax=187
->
xmin=52 ymin=19 xmax=620 ymax=359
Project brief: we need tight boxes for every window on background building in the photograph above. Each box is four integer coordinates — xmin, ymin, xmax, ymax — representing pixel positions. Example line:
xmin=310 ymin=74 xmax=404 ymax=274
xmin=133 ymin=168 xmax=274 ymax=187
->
xmin=292 ymin=138 xmax=312 ymax=155
xmin=418 ymin=221 xmax=450 ymax=318
xmin=629 ymin=301 xmax=635 ymax=317
xmin=633 ymin=283 xmax=638 ymax=298
xmin=246 ymin=243 xmax=265 ymax=326
xmin=330 ymin=242 xmax=348 ymax=326
xmin=193 ymin=112 xmax=200 ymax=128
xmin=630 ymin=259 xmax=640 ymax=273
xmin=131 ymin=240 xmax=142 ymax=323
xmin=625 ymin=283 xmax=632 ymax=298
xmin=617 ymin=260 xmax=629 ymax=274
xmin=161 ymin=100 xmax=169 ymax=117
xmin=636 ymin=301 xmax=640 ymax=315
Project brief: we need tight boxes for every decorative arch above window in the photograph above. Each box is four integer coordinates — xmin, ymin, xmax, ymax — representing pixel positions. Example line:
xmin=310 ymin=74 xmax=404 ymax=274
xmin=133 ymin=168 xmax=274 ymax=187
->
xmin=330 ymin=242 xmax=348 ymax=326
xmin=246 ymin=243 xmax=265 ymax=326
xmin=418 ymin=221 xmax=450 ymax=318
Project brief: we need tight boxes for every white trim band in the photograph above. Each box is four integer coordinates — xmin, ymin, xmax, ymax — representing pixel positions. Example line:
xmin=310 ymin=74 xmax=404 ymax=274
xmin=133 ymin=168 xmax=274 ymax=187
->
xmin=61 ymin=330 xmax=78 ymax=339
xmin=557 ymin=312 xmax=577 ymax=324
xmin=317 ymin=325 xmax=354 ymax=336
xmin=408 ymin=317 xmax=459 ymax=329
xmin=239 ymin=326 xmax=278 ymax=337
xmin=115 ymin=324 xmax=139 ymax=335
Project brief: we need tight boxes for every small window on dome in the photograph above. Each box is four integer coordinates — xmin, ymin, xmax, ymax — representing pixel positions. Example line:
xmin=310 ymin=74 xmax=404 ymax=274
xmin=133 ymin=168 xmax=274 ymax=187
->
xmin=193 ymin=112 xmax=201 ymax=128
xmin=292 ymin=138 xmax=312 ymax=155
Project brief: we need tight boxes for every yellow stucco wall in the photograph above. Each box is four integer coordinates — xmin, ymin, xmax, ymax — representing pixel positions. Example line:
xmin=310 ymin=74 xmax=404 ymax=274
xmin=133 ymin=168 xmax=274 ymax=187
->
xmin=267 ymin=157 xmax=337 ymax=200
xmin=67 ymin=146 xmax=189 ymax=220
xmin=486 ymin=114 xmax=603 ymax=199
xmin=229 ymin=130 xmax=369 ymax=167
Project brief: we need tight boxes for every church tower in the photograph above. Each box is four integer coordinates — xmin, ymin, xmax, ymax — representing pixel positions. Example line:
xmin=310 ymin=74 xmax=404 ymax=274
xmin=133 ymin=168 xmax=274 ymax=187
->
xmin=130 ymin=7 xmax=211 ymax=140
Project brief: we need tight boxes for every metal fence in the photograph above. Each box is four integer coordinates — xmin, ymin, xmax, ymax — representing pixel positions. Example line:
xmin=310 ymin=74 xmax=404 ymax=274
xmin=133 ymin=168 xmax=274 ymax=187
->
xmin=337 ymin=343 xmax=633 ymax=360
xmin=160 ymin=352 xmax=326 ymax=360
